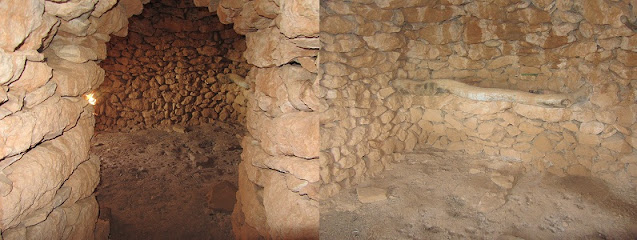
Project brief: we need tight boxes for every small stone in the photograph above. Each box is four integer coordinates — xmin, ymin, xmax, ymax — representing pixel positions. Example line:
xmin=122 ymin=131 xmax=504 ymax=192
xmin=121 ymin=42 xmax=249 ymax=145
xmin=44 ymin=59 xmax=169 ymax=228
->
xmin=357 ymin=187 xmax=387 ymax=203
xmin=172 ymin=125 xmax=186 ymax=133
xmin=490 ymin=173 xmax=514 ymax=189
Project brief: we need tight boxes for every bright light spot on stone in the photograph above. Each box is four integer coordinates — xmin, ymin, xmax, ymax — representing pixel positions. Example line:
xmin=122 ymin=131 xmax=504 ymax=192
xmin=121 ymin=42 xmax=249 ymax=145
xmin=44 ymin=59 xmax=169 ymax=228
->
xmin=85 ymin=93 xmax=97 ymax=105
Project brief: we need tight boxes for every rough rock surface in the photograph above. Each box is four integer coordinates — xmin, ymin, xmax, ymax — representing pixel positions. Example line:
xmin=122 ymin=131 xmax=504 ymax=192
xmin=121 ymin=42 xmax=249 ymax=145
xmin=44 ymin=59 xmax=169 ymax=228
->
xmin=319 ymin=0 xmax=637 ymax=206
xmin=96 ymin=0 xmax=250 ymax=132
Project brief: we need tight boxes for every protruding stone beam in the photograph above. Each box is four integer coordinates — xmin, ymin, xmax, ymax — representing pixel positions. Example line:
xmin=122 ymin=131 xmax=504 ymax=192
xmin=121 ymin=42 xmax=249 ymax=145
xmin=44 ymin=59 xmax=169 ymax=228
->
xmin=392 ymin=79 xmax=589 ymax=108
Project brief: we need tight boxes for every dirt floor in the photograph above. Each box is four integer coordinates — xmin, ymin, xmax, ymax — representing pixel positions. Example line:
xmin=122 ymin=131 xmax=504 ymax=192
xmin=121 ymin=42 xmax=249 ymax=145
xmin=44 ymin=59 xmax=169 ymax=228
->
xmin=320 ymin=149 xmax=637 ymax=240
xmin=91 ymin=122 xmax=244 ymax=240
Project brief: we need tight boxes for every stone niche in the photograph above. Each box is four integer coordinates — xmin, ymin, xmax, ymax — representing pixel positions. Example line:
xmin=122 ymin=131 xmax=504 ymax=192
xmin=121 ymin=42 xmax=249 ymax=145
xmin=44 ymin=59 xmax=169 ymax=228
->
xmin=95 ymin=0 xmax=251 ymax=132
xmin=320 ymin=0 xmax=637 ymax=205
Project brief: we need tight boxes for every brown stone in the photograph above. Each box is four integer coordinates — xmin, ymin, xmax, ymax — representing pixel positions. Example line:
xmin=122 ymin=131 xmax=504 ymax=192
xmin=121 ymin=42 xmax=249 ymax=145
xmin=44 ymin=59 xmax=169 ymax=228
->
xmin=322 ymin=16 xmax=356 ymax=34
xmin=244 ymin=27 xmax=317 ymax=67
xmin=575 ymin=0 xmax=624 ymax=27
xmin=402 ymin=6 xmax=461 ymax=23
xmin=278 ymin=0 xmax=318 ymax=38
xmin=362 ymin=33 xmax=405 ymax=51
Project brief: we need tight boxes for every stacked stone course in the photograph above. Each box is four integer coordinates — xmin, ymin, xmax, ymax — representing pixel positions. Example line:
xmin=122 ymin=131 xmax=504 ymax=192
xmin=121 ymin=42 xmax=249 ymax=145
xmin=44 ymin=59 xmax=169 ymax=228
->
xmin=95 ymin=0 xmax=250 ymax=132
xmin=320 ymin=0 xmax=637 ymax=202
xmin=0 ymin=0 xmax=135 ymax=238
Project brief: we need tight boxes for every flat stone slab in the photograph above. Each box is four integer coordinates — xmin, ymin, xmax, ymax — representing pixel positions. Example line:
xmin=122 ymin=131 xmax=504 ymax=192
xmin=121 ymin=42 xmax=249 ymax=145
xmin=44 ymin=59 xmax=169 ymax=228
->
xmin=357 ymin=187 xmax=387 ymax=203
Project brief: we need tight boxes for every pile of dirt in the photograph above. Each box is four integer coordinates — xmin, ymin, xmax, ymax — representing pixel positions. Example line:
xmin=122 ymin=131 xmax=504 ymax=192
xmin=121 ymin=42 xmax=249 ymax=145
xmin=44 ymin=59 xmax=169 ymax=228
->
xmin=91 ymin=122 xmax=244 ymax=240
xmin=320 ymin=149 xmax=637 ymax=239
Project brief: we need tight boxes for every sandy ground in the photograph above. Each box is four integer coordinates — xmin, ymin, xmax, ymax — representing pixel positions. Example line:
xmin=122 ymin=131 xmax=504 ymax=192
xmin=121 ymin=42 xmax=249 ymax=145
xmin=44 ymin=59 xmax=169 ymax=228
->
xmin=320 ymin=149 xmax=637 ymax=240
xmin=91 ymin=122 xmax=244 ymax=240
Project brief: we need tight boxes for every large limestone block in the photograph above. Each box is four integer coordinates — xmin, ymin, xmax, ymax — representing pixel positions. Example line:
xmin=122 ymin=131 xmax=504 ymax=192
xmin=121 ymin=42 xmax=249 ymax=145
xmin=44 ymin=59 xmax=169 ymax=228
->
xmin=233 ymin=2 xmax=272 ymax=35
xmin=0 ymin=0 xmax=44 ymax=51
xmin=245 ymin=141 xmax=319 ymax=182
xmin=48 ymin=57 xmax=104 ymax=96
xmin=255 ymin=0 xmax=279 ymax=19
xmin=232 ymin=161 xmax=269 ymax=237
xmin=263 ymin=172 xmax=319 ymax=239
xmin=0 ymin=96 xmax=86 ymax=160
xmin=19 ymin=208 xmax=67 ymax=240
xmin=280 ymin=65 xmax=318 ymax=112
xmin=248 ymin=111 xmax=319 ymax=159
xmin=244 ymin=27 xmax=317 ymax=67
xmin=61 ymin=195 xmax=99 ymax=240
xmin=9 ymin=61 xmax=53 ymax=93
xmin=217 ymin=0 xmax=247 ymax=24
xmin=253 ymin=67 xmax=294 ymax=114
xmin=91 ymin=0 xmax=118 ymax=17
xmin=47 ymin=35 xmax=107 ymax=63
xmin=60 ymin=155 xmax=100 ymax=207
xmin=0 ymin=114 xmax=93 ymax=229
xmin=45 ymin=0 xmax=99 ymax=21
xmin=17 ymin=13 xmax=60 ymax=52
xmin=89 ymin=4 xmax=129 ymax=37
xmin=277 ymin=0 xmax=318 ymax=38
xmin=0 ymin=50 xmax=27 ymax=85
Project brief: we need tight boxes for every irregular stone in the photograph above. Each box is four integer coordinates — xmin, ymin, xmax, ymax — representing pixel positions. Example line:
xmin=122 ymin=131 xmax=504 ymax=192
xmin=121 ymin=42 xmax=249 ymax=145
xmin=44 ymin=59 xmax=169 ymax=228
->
xmin=249 ymin=111 xmax=318 ymax=159
xmin=263 ymin=172 xmax=318 ymax=239
xmin=45 ymin=0 xmax=99 ymax=21
xmin=490 ymin=173 xmax=514 ymax=189
xmin=278 ymin=0 xmax=318 ymax=38
xmin=23 ymin=81 xmax=57 ymax=108
xmin=49 ymin=57 xmax=104 ymax=96
xmin=402 ymin=6 xmax=461 ymax=23
xmin=575 ymin=0 xmax=624 ymax=27
xmin=0 ymin=50 xmax=28 ymax=85
xmin=579 ymin=121 xmax=605 ymax=135
xmin=60 ymin=155 xmax=100 ymax=207
xmin=0 ymin=0 xmax=45 ymax=51
xmin=363 ymin=33 xmax=405 ymax=51
xmin=244 ymin=27 xmax=317 ymax=67
xmin=0 ymin=114 xmax=92 ymax=229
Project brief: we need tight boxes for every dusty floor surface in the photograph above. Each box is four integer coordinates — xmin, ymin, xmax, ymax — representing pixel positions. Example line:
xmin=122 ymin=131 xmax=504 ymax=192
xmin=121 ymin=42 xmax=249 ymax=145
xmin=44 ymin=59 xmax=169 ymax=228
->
xmin=321 ymin=149 xmax=637 ymax=240
xmin=91 ymin=122 xmax=244 ymax=240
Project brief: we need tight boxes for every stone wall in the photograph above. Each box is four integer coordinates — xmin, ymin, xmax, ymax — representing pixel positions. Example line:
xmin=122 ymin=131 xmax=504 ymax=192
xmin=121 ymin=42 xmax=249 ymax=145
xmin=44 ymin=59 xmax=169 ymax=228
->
xmin=320 ymin=0 xmax=408 ymax=198
xmin=95 ymin=0 xmax=250 ymax=132
xmin=320 ymin=0 xmax=637 ymax=202
xmin=214 ymin=0 xmax=321 ymax=238
xmin=397 ymin=0 xmax=637 ymax=201
xmin=0 ymin=0 xmax=136 ymax=238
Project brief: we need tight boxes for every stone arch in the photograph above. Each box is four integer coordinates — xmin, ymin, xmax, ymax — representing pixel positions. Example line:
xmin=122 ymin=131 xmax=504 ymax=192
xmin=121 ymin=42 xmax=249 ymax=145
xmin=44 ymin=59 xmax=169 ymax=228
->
xmin=0 ymin=0 xmax=319 ymax=239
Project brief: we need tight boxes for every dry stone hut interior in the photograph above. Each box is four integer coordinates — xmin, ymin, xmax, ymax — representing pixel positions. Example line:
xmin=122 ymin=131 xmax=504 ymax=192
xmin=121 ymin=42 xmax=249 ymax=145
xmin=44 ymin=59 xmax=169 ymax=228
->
xmin=1 ymin=0 xmax=318 ymax=239
xmin=319 ymin=0 xmax=637 ymax=239
xmin=0 ymin=0 xmax=635 ymax=239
